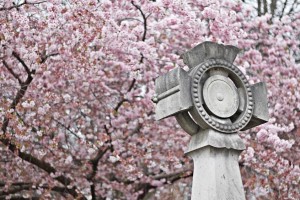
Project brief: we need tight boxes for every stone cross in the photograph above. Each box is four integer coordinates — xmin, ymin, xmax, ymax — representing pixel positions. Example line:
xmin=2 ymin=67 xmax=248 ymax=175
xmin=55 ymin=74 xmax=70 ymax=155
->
xmin=152 ymin=42 xmax=269 ymax=200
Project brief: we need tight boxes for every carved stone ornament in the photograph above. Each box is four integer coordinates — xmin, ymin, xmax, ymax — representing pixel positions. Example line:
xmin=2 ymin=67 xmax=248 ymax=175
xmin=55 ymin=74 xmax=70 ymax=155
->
xmin=153 ymin=42 xmax=269 ymax=200
xmin=153 ymin=41 xmax=269 ymax=135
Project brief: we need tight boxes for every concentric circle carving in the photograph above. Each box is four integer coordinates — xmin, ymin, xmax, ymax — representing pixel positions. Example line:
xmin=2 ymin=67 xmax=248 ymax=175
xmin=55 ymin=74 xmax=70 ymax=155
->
xmin=203 ymin=75 xmax=239 ymax=118
xmin=190 ymin=58 xmax=253 ymax=133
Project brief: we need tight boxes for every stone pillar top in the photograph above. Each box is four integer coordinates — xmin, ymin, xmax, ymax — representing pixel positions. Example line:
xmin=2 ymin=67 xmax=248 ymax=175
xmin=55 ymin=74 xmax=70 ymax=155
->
xmin=153 ymin=41 xmax=269 ymax=136
xmin=152 ymin=41 xmax=269 ymax=200
xmin=181 ymin=41 xmax=240 ymax=69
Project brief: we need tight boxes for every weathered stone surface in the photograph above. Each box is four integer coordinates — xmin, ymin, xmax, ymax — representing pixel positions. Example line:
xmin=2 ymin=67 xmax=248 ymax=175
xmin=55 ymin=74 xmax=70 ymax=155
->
xmin=175 ymin=112 xmax=199 ymax=135
xmin=153 ymin=42 xmax=269 ymax=200
xmin=188 ymin=146 xmax=246 ymax=200
xmin=181 ymin=41 xmax=240 ymax=69
xmin=203 ymin=75 xmax=239 ymax=118
xmin=154 ymin=42 xmax=269 ymax=134
xmin=242 ymin=82 xmax=269 ymax=130
xmin=187 ymin=58 xmax=255 ymax=133
xmin=186 ymin=129 xmax=245 ymax=154
xmin=154 ymin=67 xmax=192 ymax=120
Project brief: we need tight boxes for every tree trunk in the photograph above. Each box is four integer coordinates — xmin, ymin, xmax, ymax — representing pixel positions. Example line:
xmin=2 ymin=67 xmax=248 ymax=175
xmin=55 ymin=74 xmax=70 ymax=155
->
xmin=257 ymin=0 xmax=262 ymax=16
xmin=263 ymin=0 xmax=268 ymax=14
xmin=271 ymin=0 xmax=277 ymax=16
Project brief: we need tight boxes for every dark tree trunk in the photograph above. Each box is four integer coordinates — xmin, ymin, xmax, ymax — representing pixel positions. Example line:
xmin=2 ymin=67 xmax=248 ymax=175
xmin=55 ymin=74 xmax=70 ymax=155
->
xmin=257 ymin=0 xmax=262 ymax=16
xmin=271 ymin=0 xmax=277 ymax=16
xmin=263 ymin=0 xmax=268 ymax=14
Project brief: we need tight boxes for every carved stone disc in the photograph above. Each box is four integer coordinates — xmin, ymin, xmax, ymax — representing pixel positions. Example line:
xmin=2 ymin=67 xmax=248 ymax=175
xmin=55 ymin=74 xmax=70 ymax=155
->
xmin=203 ymin=75 xmax=239 ymax=118
xmin=190 ymin=59 xmax=254 ymax=133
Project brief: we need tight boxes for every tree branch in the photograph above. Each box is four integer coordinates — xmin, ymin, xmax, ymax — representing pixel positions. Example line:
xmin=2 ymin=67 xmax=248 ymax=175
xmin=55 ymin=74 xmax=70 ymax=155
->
xmin=86 ymin=124 xmax=114 ymax=200
xmin=87 ymin=147 xmax=110 ymax=181
xmin=131 ymin=1 xmax=148 ymax=63
xmin=52 ymin=118 xmax=81 ymax=139
xmin=0 ymin=182 xmax=70 ymax=197
xmin=113 ymin=2 xmax=148 ymax=113
xmin=127 ymin=79 xmax=136 ymax=92
xmin=0 ymin=54 xmax=86 ymax=199
xmin=131 ymin=1 xmax=147 ymax=42
xmin=137 ymin=167 xmax=193 ymax=199
xmin=87 ymin=146 xmax=109 ymax=200
xmin=287 ymin=0 xmax=298 ymax=15
xmin=0 ymin=1 xmax=47 ymax=11
xmin=2 ymin=60 xmax=23 ymax=84
xmin=40 ymin=52 xmax=59 ymax=64
xmin=12 ymin=51 xmax=32 ymax=75
xmin=1 ymin=66 xmax=33 ymax=134
xmin=114 ymin=98 xmax=129 ymax=112
xmin=279 ymin=0 xmax=288 ymax=19
xmin=0 ymin=138 xmax=86 ymax=199
xmin=152 ymin=167 xmax=193 ymax=182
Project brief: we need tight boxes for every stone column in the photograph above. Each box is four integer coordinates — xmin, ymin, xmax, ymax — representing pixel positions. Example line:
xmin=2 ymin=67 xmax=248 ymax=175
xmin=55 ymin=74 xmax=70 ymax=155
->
xmin=153 ymin=42 xmax=269 ymax=200
xmin=187 ymin=130 xmax=245 ymax=200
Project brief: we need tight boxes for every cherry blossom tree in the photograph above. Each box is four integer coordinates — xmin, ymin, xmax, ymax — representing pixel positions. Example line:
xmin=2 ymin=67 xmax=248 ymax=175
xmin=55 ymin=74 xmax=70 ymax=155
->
xmin=0 ymin=0 xmax=299 ymax=199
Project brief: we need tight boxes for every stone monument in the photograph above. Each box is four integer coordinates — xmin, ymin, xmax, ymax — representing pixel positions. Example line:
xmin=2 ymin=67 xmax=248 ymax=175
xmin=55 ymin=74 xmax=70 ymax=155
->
xmin=152 ymin=42 xmax=269 ymax=200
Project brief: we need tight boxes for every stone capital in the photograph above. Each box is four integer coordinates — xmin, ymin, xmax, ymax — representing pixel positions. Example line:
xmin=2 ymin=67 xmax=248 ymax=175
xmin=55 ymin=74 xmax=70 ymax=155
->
xmin=185 ymin=129 xmax=246 ymax=156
